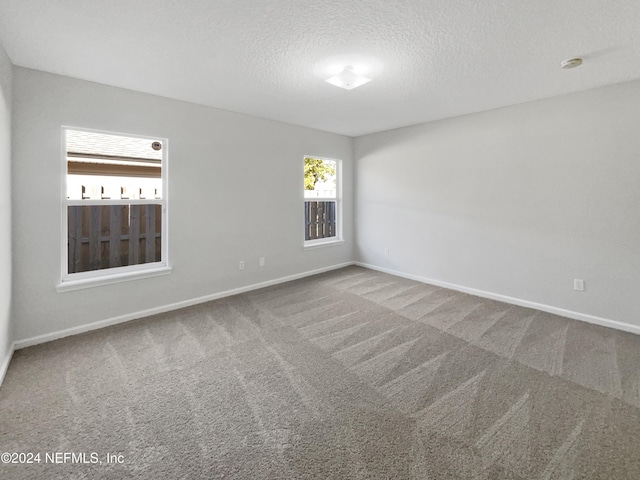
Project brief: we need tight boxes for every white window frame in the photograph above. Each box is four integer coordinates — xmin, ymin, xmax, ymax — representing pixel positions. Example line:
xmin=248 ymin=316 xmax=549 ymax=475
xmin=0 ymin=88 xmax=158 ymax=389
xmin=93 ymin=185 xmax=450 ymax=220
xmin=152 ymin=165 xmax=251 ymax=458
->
xmin=303 ymin=156 xmax=344 ymax=249
xmin=57 ymin=126 xmax=171 ymax=292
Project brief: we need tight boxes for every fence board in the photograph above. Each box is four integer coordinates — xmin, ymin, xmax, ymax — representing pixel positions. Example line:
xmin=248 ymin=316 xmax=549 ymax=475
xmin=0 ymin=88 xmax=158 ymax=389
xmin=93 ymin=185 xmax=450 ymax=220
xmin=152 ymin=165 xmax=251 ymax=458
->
xmin=304 ymin=202 xmax=310 ymax=240
xmin=89 ymin=206 xmax=102 ymax=270
xmin=68 ymin=206 xmax=82 ymax=274
xmin=130 ymin=205 xmax=140 ymax=264
xmin=310 ymin=202 xmax=318 ymax=240
xmin=109 ymin=205 xmax=122 ymax=267
xmin=145 ymin=204 xmax=156 ymax=263
xmin=329 ymin=202 xmax=335 ymax=236
xmin=320 ymin=202 xmax=327 ymax=238
xmin=324 ymin=202 xmax=330 ymax=238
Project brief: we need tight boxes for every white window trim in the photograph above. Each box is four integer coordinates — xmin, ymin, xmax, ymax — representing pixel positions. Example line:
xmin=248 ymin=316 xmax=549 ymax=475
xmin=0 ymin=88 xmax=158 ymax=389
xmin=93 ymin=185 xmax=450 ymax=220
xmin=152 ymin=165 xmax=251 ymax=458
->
xmin=56 ymin=266 xmax=172 ymax=293
xmin=303 ymin=238 xmax=346 ymax=249
xmin=303 ymin=156 xmax=343 ymax=248
xmin=58 ymin=126 xmax=171 ymax=292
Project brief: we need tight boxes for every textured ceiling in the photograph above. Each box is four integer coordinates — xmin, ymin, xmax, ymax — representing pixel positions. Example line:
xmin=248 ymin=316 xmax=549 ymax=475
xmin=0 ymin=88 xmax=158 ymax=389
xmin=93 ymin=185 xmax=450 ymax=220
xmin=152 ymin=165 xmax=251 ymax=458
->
xmin=1 ymin=0 xmax=639 ymax=136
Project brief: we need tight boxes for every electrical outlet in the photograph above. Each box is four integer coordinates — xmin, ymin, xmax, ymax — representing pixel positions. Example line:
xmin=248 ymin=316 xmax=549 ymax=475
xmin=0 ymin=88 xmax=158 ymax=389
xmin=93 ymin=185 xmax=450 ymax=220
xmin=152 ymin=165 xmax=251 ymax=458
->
xmin=573 ymin=279 xmax=585 ymax=292
xmin=385 ymin=247 xmax=390 ymax=256
xmin=259 ymin=257 xmax=265 ymax=267
xmin=239 ymin=261 xmax=245 ymax=271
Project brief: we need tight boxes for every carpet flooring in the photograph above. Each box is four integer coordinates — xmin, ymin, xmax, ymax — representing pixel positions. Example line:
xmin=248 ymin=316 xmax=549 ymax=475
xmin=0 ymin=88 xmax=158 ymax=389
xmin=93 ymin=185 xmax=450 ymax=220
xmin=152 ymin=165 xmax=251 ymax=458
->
xmin=1 ymin=266 xmax=640 ymax=479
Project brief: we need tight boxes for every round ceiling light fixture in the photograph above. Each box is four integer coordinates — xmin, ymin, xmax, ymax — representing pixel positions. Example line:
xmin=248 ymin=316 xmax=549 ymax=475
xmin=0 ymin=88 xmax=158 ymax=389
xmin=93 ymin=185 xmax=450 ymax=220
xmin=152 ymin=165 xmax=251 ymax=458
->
xmin=561 ymin=57 xmax=583 ymax=69
xmin=314 ymin=54 xmax=383 ymax=90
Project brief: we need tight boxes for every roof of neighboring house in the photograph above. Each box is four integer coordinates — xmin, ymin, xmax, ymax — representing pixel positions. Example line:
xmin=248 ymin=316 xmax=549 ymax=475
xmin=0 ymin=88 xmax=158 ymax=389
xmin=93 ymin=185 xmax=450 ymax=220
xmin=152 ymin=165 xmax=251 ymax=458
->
xmin=66 ymin=129 xmax=162 ymax=161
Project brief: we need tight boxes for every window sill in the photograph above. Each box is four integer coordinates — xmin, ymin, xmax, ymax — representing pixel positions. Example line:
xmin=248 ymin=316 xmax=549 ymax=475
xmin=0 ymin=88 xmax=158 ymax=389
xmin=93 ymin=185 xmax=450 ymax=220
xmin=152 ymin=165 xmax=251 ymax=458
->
xmin=57 ymin=266 xmax=172 ymax=293
xmin=303 ymin=239 xmax=345 ymax=250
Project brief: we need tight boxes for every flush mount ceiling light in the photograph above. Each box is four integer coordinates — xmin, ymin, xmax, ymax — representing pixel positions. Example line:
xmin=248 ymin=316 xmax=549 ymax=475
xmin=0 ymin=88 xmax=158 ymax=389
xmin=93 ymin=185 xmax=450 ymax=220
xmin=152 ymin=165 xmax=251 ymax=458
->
xmin=314 ymin=54 xmax=383 ymax=91
xmin=325 ymin=66 xmax=371 ymax=90
xmin=561 ymin=57 xmax=583 ymax=69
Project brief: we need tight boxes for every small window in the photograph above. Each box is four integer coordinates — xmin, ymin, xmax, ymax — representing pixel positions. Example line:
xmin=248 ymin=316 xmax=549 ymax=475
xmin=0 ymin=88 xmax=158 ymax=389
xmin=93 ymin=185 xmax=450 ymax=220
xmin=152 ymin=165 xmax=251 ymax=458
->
xmin=60 ymin=128 xmax=169 ymax=290
xmin=304 ymin=156 xmax=341 ymax=245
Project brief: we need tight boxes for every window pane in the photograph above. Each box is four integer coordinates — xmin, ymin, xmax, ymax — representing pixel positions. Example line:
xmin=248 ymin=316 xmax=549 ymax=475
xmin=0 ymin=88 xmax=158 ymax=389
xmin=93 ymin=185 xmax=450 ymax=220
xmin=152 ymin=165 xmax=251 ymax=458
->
xmin=66 ymin=129 xmax=163 ymax=200
xmin=67 ymin=204 xmax=162 ymax=273
xmin=304 ymin=201 xmax=336 ymax=240
xmin=304 ymin=157 xmax=336 ymax=198
xmin=64 ymin=128 xmax=167 ymax=278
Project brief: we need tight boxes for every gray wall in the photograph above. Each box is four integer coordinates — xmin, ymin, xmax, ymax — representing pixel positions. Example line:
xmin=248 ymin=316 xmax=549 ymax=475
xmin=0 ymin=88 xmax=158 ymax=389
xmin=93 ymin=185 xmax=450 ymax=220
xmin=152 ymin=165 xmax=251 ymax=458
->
xmin=9 ymin=65 xmax=640 ymax=345
xmin=12 ymin=67 xmax=353 ymax=342
xmin=355 ymin=80 xmax=640 ymax=329
xmin=0 ymin=44 xmax=12 ymax=374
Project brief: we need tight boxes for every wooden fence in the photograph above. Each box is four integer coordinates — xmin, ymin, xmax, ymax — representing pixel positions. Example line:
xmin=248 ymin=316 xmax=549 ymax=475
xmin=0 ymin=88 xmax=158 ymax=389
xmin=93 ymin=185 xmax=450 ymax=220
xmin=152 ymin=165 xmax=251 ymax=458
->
xmin=305 ymin=201 xmax=336 ymax=241
xmin=68 ymin=204 xmax=162 ymax=274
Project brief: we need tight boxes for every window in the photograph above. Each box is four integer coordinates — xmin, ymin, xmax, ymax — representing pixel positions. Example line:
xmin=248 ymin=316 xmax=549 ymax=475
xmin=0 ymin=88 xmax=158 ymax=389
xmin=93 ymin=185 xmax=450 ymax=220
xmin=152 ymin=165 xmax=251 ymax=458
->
xmin=59 ymin=127 xmax=170 ymax=291
xmin=304 ymin=156 xmax=342 ymax=246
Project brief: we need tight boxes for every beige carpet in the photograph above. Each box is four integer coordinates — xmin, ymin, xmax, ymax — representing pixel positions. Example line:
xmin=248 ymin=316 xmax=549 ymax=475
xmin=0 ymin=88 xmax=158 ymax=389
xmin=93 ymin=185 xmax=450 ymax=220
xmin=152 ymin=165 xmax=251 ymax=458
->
xmin=1 ymin=266 xmax=640 ymax=479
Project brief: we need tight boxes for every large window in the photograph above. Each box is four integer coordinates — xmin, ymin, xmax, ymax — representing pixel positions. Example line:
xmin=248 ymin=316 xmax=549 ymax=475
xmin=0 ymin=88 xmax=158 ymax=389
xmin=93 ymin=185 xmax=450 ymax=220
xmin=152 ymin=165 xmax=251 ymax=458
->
xmin=59 ymin=127 xmax=169 ymax=291
xmin=304 ymin=156 xmax=341 ymax=246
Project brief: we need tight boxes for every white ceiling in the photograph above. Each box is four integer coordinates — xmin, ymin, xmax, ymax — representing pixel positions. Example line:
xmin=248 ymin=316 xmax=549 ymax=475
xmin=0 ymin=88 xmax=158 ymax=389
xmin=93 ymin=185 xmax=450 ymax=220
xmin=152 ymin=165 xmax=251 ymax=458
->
xmin=1 ymin=0 xmax=639 ymax=137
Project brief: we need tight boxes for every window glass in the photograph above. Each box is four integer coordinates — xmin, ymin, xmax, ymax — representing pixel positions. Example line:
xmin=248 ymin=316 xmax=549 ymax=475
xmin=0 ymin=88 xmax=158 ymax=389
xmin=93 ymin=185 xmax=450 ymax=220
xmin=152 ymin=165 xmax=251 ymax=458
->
xmin=64 ymin=128 xmax=167 ymax=278
xmin=304 ymin=157 xmax=340 ymax=243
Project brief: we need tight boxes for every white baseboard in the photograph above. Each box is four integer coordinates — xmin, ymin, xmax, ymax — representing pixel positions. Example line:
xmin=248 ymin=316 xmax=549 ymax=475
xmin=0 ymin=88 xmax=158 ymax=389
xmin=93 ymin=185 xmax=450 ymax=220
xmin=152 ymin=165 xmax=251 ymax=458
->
xmin=356 ymin=262 xmax=640 ymax=336
xmin=0 ymin=342 xmax=16 ymax=388
xmin=14 ymin=262 xmax=356 ymax=350
xmin=14 ymin=259 xmax=636 ymax=354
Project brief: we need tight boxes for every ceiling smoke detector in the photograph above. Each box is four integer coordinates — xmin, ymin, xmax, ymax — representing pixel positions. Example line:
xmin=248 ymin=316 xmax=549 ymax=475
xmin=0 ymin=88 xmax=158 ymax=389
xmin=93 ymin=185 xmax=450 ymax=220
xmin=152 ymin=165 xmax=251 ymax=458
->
xmin=561 ymin=58 xmax=583 ymax=69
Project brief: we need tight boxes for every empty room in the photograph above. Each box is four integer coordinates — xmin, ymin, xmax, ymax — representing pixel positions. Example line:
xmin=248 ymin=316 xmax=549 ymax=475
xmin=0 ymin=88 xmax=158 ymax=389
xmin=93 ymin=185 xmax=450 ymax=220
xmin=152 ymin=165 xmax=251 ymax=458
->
xmin=1 ymin=1 xmax=639 ymax=479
